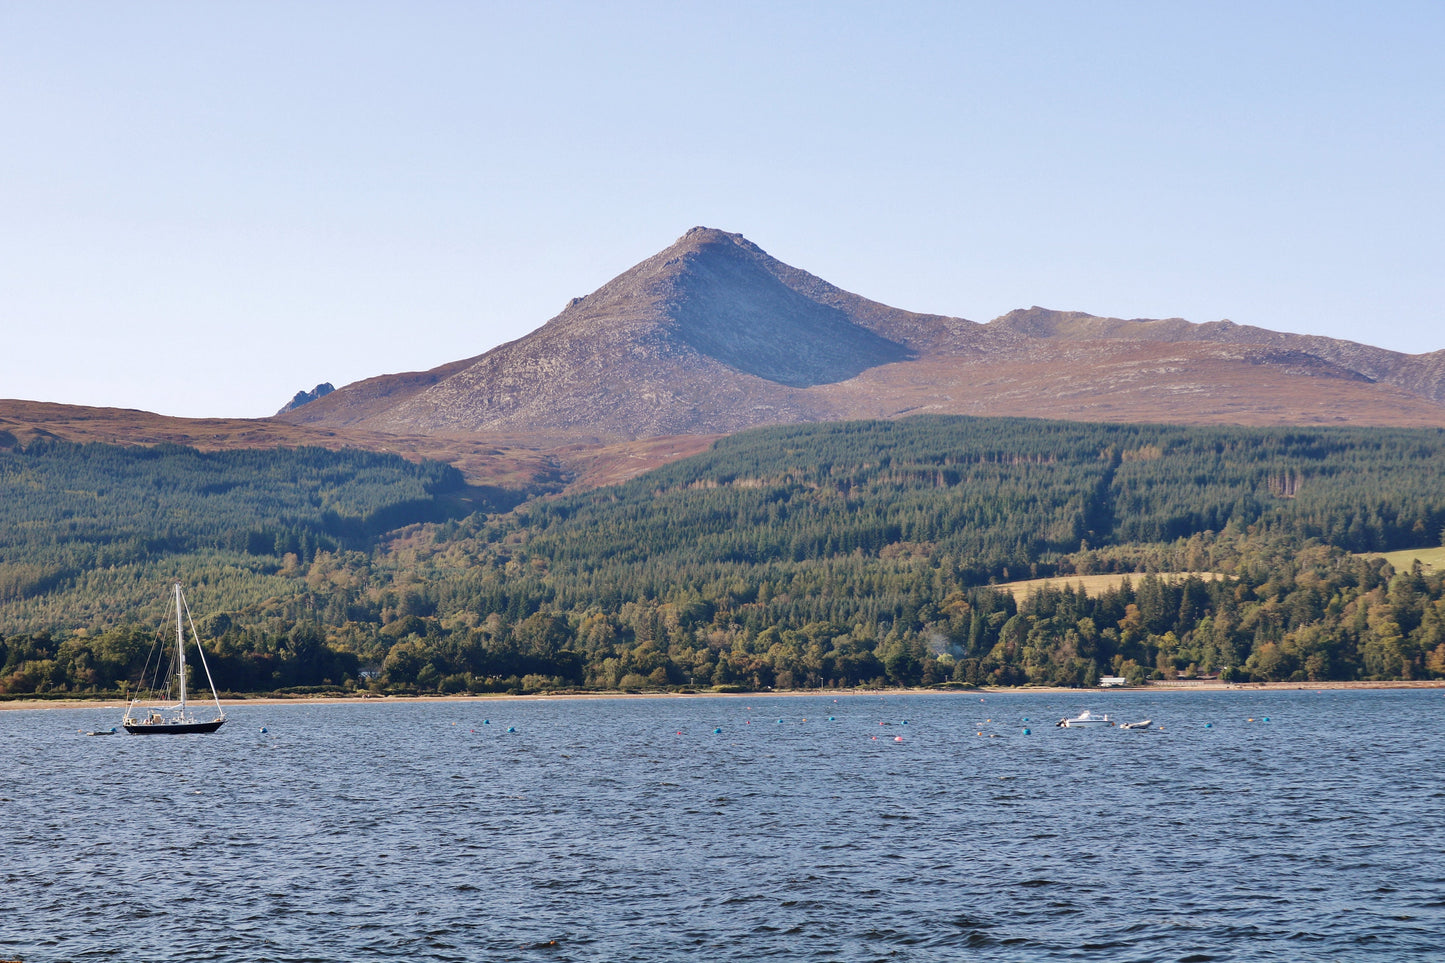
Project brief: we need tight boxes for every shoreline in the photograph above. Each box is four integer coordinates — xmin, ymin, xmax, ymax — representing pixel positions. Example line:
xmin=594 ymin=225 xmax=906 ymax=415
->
xmin=3 ymin=678 xmax=1442 ymax=711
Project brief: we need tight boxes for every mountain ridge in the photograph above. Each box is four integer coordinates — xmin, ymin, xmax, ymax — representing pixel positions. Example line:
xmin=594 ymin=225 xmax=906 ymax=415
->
xmin=9 ymin=227 xmax=1445 ymax=494
xmin=991 ymin=306 xmax=1445 ymax=404
xmin=274 ymin=227 xmax=1445 ymax=439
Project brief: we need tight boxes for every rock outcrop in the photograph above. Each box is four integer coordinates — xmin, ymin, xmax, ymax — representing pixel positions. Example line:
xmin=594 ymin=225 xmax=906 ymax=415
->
xmin=275 ymin=383 xmax=336 ymax=415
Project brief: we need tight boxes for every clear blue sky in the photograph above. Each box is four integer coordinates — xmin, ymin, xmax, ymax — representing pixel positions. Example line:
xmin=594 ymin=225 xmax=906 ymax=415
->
xmin=3 ymin=1 xmax=1441 ymax=418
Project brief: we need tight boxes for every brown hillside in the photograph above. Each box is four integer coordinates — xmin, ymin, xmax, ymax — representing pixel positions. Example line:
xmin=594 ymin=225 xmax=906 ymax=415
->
xmin=274 ymin=354 xmax=483 ymax=428
xmin=0 ymin=400 xmax=572 ymax=490
xmin=813 ymin=341 xmax=1445 ymax=428
xmin=0 ymin=399 xmax=720 ymax=494
xmin=272 ymin=228 xmax=1445 ymax=438
xmin=990 ymin=307 xmax=1445 ymax=404
xmin=276 ymin=228 xmax=1020 ymax=437
xmin=11 ymin=228 xmax=1445 ymax=495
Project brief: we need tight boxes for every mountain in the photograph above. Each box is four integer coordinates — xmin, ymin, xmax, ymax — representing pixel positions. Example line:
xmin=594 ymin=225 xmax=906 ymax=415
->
xmin=271 ymin=355 xmax=484 ymax=428
xmin=990 ymin=307 xmax=1445 ymax=405
xmin=8 ymin=227 xmax=1444 ymax=494
xmin=276 ymin=228 xmax=1445 ymax=439
xmin=279 ymin=227 xmax=1004 ymax=437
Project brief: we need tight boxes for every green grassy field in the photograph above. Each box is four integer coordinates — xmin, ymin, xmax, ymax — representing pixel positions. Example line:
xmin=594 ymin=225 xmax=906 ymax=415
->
xmin=990 ymin=572 xmax=1225 ymax=602
xmin=1372 ymin=546 xmax=1445 ymax=574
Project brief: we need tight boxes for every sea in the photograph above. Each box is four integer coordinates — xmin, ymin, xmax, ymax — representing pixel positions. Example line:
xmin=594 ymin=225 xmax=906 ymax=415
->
xmin=2 ymin=689 xmax=1442 ymax=962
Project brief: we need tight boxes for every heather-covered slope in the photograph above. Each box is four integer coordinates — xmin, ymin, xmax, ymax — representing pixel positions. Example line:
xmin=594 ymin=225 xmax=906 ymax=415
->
xmin=275 ymin=228 xmax=1445 ymax=439
xmin=991 ymin=307 xmax=1445 ymax=404
xmin=342 ymin=227 xmax=988 ymax=437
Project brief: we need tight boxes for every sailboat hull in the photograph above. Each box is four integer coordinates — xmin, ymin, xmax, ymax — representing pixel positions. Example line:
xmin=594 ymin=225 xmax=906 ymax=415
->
xmin=123 ymin=719 xmax=226 ymax=735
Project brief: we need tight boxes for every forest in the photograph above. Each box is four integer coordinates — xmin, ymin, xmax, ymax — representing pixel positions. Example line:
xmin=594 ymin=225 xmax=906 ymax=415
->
xmin=3 ymin=416 xmax=1444 ymax=697
xmin=0 ymin=440 xmax=499 ymax=626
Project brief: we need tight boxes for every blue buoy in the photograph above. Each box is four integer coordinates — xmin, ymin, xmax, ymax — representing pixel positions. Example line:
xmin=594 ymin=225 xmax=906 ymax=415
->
xmin=507 ymin=726 xmax=516 ymax=733
xmin=828 ymin=716 xmax=835 ymax=721
xmin=902 ymin=720 xmax=909 ymax=725
xmin=713 ymin=727 xmax=722 ymax=734
xmin=1023 ymin=728 xmax=1031 ymax=735
xmin=484 ymin=720 xmax=490 ymax=725
xmin=1023 ymin=717 xmax=1030 ymax=722
xmin=1205 ymin=723 xmax=1213 ymax=728
xmin=259 ymin=727 xmax=267 ymax=733
xmin=1263 ymin=717 xmax=1271 ymax=722
xmin=777 ymin=718 xmax=784 ymax=724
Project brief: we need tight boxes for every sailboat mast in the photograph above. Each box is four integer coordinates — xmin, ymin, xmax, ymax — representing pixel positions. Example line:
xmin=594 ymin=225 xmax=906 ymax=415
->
xmin=174 ymin=582 xmax=187 ymax=713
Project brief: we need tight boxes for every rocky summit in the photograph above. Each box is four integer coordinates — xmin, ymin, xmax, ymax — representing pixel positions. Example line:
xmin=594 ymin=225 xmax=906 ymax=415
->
xmin=274 ymin=227 xmax=1445 ymax=440
xmin=278 ymin=227 xmax=991 ymax=437
xmin=275 ymin=382 xmax=335 ymax=415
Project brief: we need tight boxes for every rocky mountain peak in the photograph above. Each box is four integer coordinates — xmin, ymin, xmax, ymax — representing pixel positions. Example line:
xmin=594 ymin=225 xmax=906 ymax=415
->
xmin=272 ymin=229 xmax=1445 ymax=439
xmin=276 ymin=383 xmax=335 ymax=415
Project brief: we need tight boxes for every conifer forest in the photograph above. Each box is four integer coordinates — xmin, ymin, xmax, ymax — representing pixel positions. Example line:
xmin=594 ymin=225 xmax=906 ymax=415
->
xmin=3 ymin=416 xmax=1444 ymax=697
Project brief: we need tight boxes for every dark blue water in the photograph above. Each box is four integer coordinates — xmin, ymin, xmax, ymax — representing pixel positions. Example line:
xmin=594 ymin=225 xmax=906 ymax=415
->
xmin=2 ymin=689 xmax=1443 ymax=962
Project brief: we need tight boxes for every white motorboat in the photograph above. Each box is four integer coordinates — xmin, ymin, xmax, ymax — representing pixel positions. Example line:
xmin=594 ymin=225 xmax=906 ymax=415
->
xmin=1056 ymin=710 xmax=1114 ymax=728
xmin=1119 ymin=719 xmax=1152 ymax=730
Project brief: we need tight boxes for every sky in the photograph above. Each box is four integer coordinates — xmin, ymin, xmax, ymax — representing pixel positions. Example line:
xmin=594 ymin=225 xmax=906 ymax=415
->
xmin=2 ymin=1 xmax=1441 ymax=419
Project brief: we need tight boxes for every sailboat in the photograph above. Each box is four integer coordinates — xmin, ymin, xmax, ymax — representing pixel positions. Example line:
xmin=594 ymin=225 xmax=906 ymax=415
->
xmin=122 ymin=583 xmax=227 ymax=735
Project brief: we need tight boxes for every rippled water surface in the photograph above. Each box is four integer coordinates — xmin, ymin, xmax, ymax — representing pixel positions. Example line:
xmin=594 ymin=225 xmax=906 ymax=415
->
xmin=3 ymin=689 xmax=1443 ymax=961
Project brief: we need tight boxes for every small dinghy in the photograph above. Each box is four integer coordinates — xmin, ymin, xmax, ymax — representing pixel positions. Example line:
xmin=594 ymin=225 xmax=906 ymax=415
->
xmin=1057 ymin=710 xmax=1114 ymax=728
xmin=81 ymin=727 xmax=117 ymax=736
xmin=1119 ymin=719 xmax=1153 ymax=730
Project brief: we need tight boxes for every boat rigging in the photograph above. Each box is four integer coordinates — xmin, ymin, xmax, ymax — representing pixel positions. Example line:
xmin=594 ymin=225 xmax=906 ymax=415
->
xmin=121 ymin=583 xmax=226 ymax=735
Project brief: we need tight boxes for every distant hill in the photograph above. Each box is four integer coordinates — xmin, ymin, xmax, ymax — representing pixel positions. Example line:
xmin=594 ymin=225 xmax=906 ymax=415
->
xmin=989 ymin=307 xmax=1445 ymax=405
xmin=274 ymin=227 xmax=1445 ymax=438
xmin=0 ymin=399 xmax=706 ymax=493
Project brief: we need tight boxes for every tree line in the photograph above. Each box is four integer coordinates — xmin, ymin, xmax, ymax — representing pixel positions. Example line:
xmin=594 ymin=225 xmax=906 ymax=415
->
xmin=5 ymin=532 xmax=1442 ymax=696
